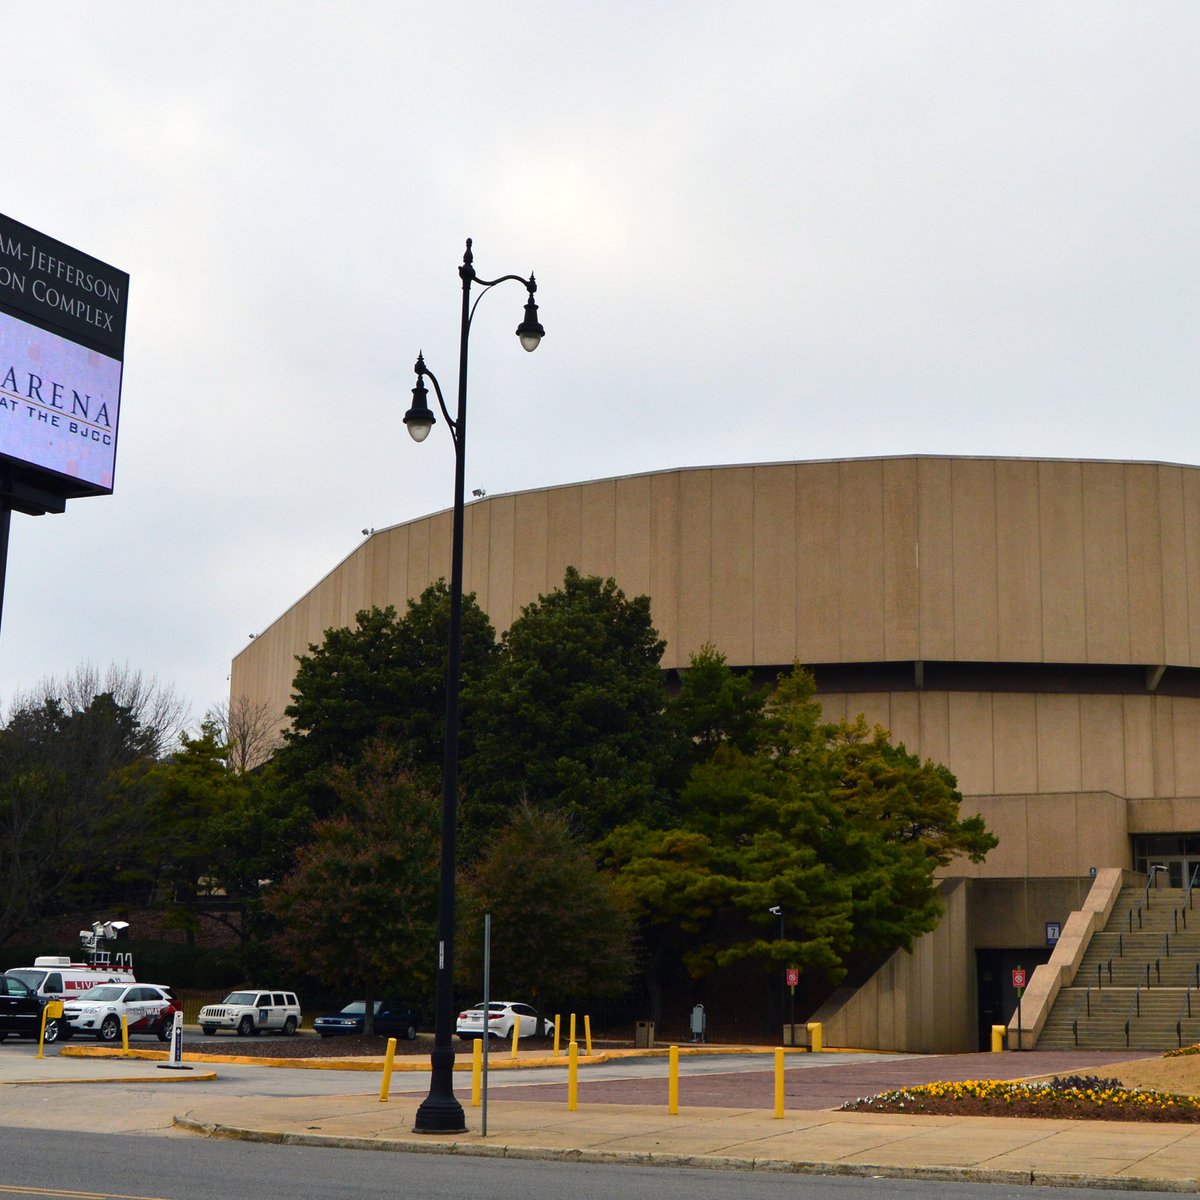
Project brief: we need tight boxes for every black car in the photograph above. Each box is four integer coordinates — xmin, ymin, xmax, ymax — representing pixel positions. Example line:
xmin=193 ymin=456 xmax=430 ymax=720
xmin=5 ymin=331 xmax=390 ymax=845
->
xmin=0 ymin=975 xmax=55 ymax=1043
xmin=313 ymin=1000 xmax=421 ymax=1039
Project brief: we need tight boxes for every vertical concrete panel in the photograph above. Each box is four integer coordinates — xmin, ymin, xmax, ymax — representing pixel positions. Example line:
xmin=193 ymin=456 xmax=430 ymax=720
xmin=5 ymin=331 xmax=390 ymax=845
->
xmin=1122 ymin=695 xmax=1155 ymax=798
xmin=649 ymin=472 xmax=682 ymax=666
xmin=1152 ymin=695 xmax=1178 ymax=798
xmin=992 ymin=694 xmax=1039 ymax=795
xmin=917 ymin=457 xmax=955 ymax=660
xmin=947 ymin=692 xmax=995 ymax=795
xmin=464 ymin=500 xmax=492 ymax=615
xmin=614 ymin=474 xmax=653 ymax=598
xmin=839 ymin=460 xmax=886 ymax=661
xmin=710 ymin=467 xmax=755 ymax=664
xmin=486 ymin=494 xmax=517 ymax=633
xmin=796 ymin=460 xmax=841 ymax=662
xmin=384 ymin=525 xmax=410 ymax=612
xmin=951 ymin=459 xmax=999 ymax=661
xmin=1079 ymin=693 xmax=1127 ymax=794
xmin=1125 ymin=464 xmax=1165 ymax=665
xmin=885 ymin=690 xmax=921 ymax=754
xmin=994 ymin=458 xmax=1043 ymax=662
xmin=1039 ymin=460 xmax=1087 ymax=662
xmin=1184 ymin=469 xmax=1200 ymax=665
xmin=1173 ymin=695 xmax=1200 ymax=795
xmin=407 ymin=517 xmax=432 ymax=601
xmin=426 ymin=510 xmax=453 ymax=595
xmin=579 ymin=478 xmax=617 ymax=579
xmin=545 ymin=486 xmax=583 ymax=592
xmin=816 ymin=692 xmax=849 ymax=724
xmin=918 ymin=691 xmax=951 ymax=772
xmin=1157 ymin=465 xmax=1190 ymax=665
xmin=676 ymin=470 xmax=713 ymax=656
xmin=512 ymin=489 xmax=550 ymax=605
xmin=1035 ymin=694 xmax=1083 ymax=792
xmin=1081 ymin=462 xmax=1131 ymax=663
xmin=882 ymin=457 xmax=919 ymax=660
xmin=752 ymin=464 xmax=797 ymax=665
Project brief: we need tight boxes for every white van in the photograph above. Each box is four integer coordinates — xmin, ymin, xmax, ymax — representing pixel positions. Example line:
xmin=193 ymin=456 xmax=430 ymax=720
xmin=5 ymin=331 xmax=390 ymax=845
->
xmin=4 ymin=957 xmax=136 ymax=1042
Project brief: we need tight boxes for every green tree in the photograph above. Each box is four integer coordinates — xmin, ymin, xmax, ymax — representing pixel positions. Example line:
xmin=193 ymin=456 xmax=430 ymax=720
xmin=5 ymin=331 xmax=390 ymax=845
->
xmin=462 ymin=567 xmax=674 ymax=848
xmin=458 ymin=803 xmax=634 ymax=1022
xmin=276 ymin=585 xmax=497 ymax=816
xmin=266 ymin=741 xmax=439 ymax=1031
xmin=603 ymin=665 xmax=997 ymax=1018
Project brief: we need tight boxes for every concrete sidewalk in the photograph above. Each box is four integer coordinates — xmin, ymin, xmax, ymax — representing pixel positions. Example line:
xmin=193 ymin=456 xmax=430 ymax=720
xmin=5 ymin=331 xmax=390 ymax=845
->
xmin=8 ymin=1046 xmax=1200 ymax=1189
xmin=175 ymin=1090 xmax=1200 ymax=1190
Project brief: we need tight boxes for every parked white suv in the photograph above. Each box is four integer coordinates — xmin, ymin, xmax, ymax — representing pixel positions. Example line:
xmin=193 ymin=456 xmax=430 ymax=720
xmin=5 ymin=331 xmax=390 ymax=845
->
xmin=198 ymin=990 xmax=301 ymax=1036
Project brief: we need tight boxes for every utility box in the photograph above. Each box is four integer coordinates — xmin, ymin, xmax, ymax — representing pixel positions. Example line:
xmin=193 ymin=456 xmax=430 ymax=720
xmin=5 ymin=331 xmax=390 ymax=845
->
xmin=690 ymin=1003 xmax=706 ymax=1043
xmin=635 ymin=1020 xmax=655 ymax=1048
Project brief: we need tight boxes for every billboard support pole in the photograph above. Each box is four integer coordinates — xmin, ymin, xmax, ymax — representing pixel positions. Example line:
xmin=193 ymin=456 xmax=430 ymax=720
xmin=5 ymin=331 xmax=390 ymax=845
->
xmin=0 ymin=502 xmax=10 ymax=636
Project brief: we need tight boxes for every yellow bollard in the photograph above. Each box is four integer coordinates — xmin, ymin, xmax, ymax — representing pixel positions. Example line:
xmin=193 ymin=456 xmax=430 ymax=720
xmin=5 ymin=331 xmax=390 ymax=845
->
xmin=379 ymin=1037 xmax=397 ymax=1102
xmin=37 ymin=1001 xmax=63 ymax=1059
xmin=554 ymin=1013 xmax=561 ymax=1056
xmin=568 ymin=1040 xmax=579 ymax=1111
xmin=511 ymin=1018 xmax=520 ymax=1059
xmin=121 ymin=1015 xmax=129 ymax=1053
xmin=774 ymin=1047 xmax=785 ymax=1118
xmin=991 ymin=1024 xmax=1007 ymax=1052
xmin=806 ymin=1021 xmax=823 ymax=1053
xmin=584 ymin=1014 xmax=593 ymax=1057
xmin=668 ymin=1044 xmax=679 ymax=1115
xmin=569 ymin=1012 xmax=576 ymax=1045
xmin=471 ymin=1037 xmax=482 ymax=1106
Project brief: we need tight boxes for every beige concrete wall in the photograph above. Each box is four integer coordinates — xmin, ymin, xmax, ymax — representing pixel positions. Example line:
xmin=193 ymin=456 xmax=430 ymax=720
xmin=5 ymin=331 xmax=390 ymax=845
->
xmin=817 ymin=691 xmax=1200 ymax=805
xmin=231 ymin=458 xmax=1200 ymax=806
xmin=811 ymin=879 xmax=976 ymax=1053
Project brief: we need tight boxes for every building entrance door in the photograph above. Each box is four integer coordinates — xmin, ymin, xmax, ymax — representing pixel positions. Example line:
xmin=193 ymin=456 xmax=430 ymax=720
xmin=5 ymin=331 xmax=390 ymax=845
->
xmin=1147 ymin=857 xmax=1200 ymax=889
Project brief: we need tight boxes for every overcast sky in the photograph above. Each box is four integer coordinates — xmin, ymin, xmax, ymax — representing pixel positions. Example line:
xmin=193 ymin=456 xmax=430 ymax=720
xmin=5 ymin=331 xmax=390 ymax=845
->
xmin=2 ymin=2 xmax=1199 ymax=725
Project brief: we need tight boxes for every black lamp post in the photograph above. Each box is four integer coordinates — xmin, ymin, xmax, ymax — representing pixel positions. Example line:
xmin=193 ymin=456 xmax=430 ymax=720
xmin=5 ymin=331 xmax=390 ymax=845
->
xmin=404 ymin=238 xmax=544 ymax=1134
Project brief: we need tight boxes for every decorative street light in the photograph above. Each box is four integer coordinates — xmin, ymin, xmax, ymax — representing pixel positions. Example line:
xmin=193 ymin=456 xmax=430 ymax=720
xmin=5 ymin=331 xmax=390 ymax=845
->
xmin=405 ymin=238 xmax=544 ymax=1134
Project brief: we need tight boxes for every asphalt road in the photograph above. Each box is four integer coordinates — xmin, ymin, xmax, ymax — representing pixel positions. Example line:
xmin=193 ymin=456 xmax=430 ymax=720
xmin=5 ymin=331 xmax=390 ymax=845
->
xmin=0 ymin=1126 xmax=1188 ymax=1200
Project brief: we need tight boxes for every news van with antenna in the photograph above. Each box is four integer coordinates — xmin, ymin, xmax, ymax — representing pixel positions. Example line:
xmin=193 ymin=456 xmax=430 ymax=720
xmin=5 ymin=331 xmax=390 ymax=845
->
xmin=4 ymin=920 xmax=136 ymax=1043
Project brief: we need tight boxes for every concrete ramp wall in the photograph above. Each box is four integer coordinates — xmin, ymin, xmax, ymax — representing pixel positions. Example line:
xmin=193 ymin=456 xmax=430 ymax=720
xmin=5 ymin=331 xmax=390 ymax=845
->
xmin=809 ymin=878 xmax=975 ymax=1053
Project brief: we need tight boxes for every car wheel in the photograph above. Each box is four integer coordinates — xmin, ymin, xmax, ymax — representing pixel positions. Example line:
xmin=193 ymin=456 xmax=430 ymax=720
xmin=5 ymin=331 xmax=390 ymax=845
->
xmin=282 ymin=1016 xmax=298 ymax=1036
xmin=157 ymin=1024 xmax=171 ymax=1043
xmin=99 ymin=1015 xmax=121 ymax=1042
xmin=237 ymin=1015 xmax=255 ymax=1037
xmin=404 ymin=1023 xmax=417 ymax=1041
xmin=42 ymin=1019 xmax=61 ymax=1044
xmin=201 ymin=1025 xmax=217 ymax=1036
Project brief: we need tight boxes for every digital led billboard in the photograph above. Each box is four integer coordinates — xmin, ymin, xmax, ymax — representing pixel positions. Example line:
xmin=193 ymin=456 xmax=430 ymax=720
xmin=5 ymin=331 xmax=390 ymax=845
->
xmin=0 ymin=213 xmax=128 ymax=504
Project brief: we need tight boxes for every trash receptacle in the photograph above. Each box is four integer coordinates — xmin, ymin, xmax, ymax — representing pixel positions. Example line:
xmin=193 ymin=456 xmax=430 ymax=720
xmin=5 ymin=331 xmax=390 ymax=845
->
xmin=635 ymin=1020 xmax=655 ymax=1048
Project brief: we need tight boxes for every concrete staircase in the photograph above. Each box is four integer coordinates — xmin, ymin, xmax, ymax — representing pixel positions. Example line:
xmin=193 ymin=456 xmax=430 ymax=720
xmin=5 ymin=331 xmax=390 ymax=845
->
xmin=1037 ymin=885 xmax=1200 ymax=1050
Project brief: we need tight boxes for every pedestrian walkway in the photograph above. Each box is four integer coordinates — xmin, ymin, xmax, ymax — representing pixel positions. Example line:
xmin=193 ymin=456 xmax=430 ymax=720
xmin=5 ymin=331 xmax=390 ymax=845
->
xmin=176 ymin=1091 xmax=1200 ymax=1189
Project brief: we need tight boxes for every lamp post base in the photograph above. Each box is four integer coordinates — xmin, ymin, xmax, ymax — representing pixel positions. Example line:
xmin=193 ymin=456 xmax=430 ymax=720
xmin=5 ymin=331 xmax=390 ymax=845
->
xmin=412 ymin=1045 xmax=467 ymax=1134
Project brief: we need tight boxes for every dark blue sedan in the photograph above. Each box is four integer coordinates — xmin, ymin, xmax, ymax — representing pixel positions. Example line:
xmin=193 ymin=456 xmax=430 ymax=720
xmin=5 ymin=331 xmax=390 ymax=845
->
xmin=313 ymin=1000 xmax=421 ymax=1039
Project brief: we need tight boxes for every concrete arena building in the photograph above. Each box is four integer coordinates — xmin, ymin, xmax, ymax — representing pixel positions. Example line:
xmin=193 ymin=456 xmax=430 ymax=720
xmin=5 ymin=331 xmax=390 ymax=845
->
xmin=230 ymin=455 xmax=1200 ymax=1050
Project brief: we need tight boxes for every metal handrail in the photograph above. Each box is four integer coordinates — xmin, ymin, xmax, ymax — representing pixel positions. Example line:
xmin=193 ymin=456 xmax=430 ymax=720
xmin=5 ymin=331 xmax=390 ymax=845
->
xmin=1187 ymin=863 xmax=1200 ymax=913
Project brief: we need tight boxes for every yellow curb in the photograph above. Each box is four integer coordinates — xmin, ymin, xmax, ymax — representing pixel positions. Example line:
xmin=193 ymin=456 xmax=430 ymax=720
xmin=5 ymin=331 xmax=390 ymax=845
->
xmin=3 ymin=1070 xmax=218 ymax=1085
xmin=61 ymin=1042 xmax=876 ymax=1072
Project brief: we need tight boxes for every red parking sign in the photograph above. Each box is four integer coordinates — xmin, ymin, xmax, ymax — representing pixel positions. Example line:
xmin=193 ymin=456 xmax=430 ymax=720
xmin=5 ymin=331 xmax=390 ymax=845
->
xmin=1012 ymin=968 xmax=1026 ymax=989
xmin=785 ymin=967 xmax=799 ymax=988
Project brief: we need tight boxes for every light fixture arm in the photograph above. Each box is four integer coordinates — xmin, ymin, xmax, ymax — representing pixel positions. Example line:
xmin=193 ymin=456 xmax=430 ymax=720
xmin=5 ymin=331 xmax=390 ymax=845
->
xmin=413 ymin=355 xmax=457 ymax=447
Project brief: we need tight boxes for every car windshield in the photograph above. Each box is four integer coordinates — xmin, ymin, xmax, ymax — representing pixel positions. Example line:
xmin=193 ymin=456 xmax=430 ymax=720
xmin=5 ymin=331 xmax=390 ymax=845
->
xmin=76 ymin=986 xmax=124 ymax=1001
xmin=5 ymin=970 xmax=45 ymax=989
xmin=338 ymin=1002 xmax=367 ymax=1015
xmin=224 ymin=992 xmax=257 ymax=1005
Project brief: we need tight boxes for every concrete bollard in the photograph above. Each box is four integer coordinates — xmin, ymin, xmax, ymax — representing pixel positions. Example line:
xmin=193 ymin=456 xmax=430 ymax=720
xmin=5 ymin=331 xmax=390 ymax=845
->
xmin=668 ymin=1044 xmax=679 ymax=1115
xmin=568 ymin=1040 xmax=579 ymax=1111
xmin=774 ymin=1046 xmax=785 ymax=1118
xmin=471 ymin=1037 xmax=482 ymax=1106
